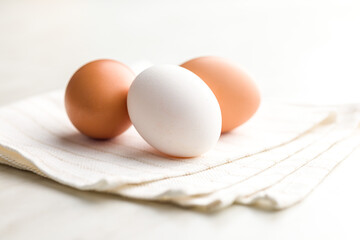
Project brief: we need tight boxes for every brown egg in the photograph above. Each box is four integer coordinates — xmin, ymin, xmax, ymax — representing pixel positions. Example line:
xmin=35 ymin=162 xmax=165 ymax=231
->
xmin=181 ymin=56 xmax=260 ymax=133
xmin=65 ymin=59 xmax=135 ymax=139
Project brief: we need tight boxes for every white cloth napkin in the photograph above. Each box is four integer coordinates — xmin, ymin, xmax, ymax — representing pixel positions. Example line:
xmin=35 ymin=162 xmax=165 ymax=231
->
xmin=0 ymin=90 xmax=358 ymax=211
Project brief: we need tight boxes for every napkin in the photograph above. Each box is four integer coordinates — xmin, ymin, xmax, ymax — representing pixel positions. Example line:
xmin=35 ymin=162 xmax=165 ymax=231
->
xmin=0 ymin=90 xmax=358 ymax=211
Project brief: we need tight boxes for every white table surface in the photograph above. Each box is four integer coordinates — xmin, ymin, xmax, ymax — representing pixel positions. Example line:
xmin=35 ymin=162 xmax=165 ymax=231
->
xmin=1 ymin=0 xmax=360 ymax=239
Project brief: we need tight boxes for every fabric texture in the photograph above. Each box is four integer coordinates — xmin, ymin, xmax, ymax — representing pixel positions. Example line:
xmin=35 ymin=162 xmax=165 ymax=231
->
xmin=0 ymin=90 xmax=359 ymax=211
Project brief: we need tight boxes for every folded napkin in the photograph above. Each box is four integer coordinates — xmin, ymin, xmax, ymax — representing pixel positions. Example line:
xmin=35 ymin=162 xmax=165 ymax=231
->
xmin=0 ymin=91 xmax=358 ymax=211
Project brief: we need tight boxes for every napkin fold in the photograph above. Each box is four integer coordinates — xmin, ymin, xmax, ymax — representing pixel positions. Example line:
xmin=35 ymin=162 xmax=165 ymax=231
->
xmin=0 ymin=90 xmax=358 ymax=211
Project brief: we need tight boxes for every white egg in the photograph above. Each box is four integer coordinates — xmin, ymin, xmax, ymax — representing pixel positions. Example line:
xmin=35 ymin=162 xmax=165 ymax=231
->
xmin=127 ymin=65 xmax=222 ymax=157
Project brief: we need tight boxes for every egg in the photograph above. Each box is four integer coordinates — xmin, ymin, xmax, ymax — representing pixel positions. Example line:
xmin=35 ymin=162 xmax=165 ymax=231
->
xmin=127 ymin=65 xmax=222 ymax=158
xmin=181 ymin=56 xmax=261 ymax=133
xmin=65 ymin=59 xmax=135 ymax=139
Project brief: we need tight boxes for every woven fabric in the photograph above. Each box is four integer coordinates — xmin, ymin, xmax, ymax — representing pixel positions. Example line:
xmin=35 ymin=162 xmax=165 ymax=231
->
xmin=0 ymin=90 xmax=358 ymax=211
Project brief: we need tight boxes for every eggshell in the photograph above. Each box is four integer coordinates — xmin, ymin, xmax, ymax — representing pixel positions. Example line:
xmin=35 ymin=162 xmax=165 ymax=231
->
xmin=181 ymin=56 xmax=261 ymax=133
xmin=65 ymin=59 xmax=134 ymax=139
xmin=127 ymin=65 xmax=222 ymax=158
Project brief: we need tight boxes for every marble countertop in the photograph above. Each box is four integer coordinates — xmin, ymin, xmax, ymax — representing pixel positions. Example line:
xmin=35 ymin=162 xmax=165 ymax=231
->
xmin=1 ymin=0 xmax=360 ymax=239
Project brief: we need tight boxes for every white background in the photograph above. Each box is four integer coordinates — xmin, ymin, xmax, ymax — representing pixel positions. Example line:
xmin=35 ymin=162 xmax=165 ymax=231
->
xmin=1 ymin=0 xmax=360 ymax=239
